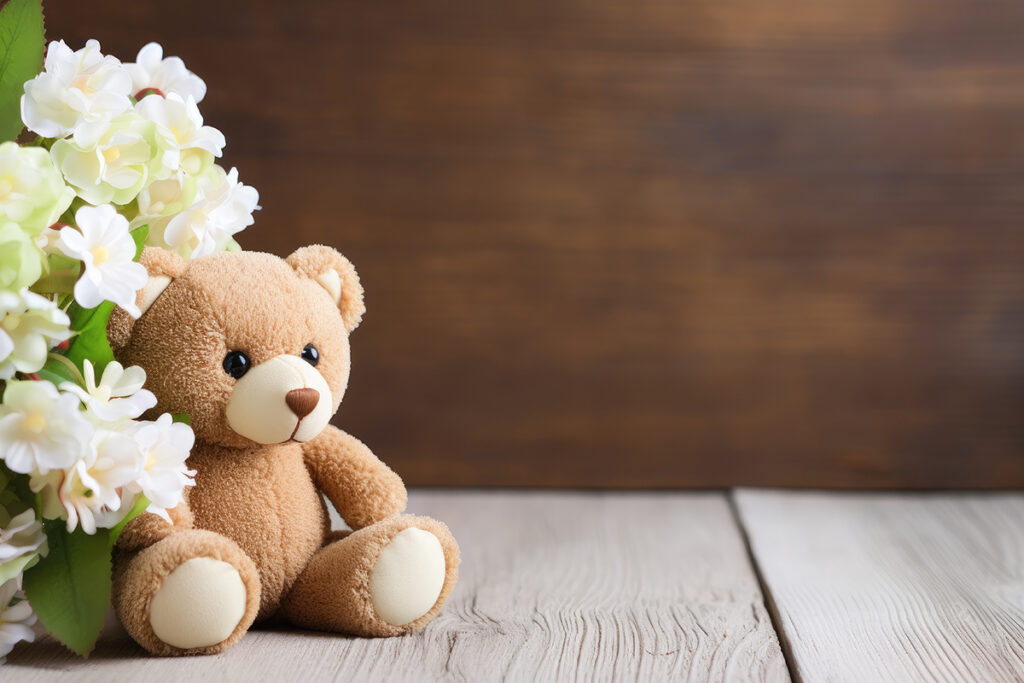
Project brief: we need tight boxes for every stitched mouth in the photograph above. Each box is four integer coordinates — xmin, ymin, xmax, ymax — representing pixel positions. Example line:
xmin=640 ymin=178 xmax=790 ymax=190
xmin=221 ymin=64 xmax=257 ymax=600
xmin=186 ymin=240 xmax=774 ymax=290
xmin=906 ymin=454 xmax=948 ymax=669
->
xmin=287 ymin=417 xmax=303 ymax=442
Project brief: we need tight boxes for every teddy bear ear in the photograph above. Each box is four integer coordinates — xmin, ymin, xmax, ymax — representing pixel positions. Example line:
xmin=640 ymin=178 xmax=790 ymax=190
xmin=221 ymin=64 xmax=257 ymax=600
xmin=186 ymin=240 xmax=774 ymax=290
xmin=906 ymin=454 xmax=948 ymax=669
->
xmin=107 ymin=247 xmax=187 ymax=351
xmin=286 ymin=245 xmax=365 ymax=333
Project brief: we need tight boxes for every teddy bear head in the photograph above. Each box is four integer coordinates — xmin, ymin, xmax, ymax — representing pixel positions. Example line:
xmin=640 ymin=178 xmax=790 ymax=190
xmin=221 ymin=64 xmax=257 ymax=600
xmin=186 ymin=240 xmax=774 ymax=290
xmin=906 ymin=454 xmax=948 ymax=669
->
xmin=107 ymin=245 xmax=365 ymax=449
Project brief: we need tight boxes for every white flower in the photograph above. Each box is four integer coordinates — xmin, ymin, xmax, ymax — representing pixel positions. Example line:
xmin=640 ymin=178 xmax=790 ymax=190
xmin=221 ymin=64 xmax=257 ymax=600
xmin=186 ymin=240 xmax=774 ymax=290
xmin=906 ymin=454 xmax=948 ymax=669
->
xmin=136 ymin=93 xmax=224 ymax=176
xmin=0 ymin=142 xmax=75 ymax=236
xmin=21 ymin=39 xmax=132 ymax=146
xmin=0 ymin=506 xmax=46 ymax=586
xmin=56 ymin=427 xmax=142 ymax=534
xmin=125 ymin=43 xmax=206 ymax=103
xmin=0 ymin=381 xmax=92 ymax=475
xmin=32 ymin=225 xmax=62 ymax=253
xmin=61 ymin=360 xmax=156 ymax=423
xmin=56 ymin=205 xmax=147 ymax=316
xmin=154 ymin=165 xmax=259 ymax=259
xmin=56 ymin=430 xmax=139 ymax=534
xmin=50 ymin=111 xmax=177 ymax=206
xmin=131 ymin=170 xmax=198 ymax=230
xmin=0 ymin=579 xmax=36 ymax=660
xmin=26 ymin=469 xmax=64 ymax=521
xmin=0 ymin=289 xmax=71 ymax=380
xmin=127 ymin=414 xmax=195 ymax=522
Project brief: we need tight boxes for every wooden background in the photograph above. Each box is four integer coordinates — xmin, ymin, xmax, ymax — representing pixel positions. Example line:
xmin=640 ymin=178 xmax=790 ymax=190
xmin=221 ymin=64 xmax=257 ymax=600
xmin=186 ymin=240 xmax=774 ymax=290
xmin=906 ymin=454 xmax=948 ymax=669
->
xmin=48 ymin=0 xmax=1024 ymax=488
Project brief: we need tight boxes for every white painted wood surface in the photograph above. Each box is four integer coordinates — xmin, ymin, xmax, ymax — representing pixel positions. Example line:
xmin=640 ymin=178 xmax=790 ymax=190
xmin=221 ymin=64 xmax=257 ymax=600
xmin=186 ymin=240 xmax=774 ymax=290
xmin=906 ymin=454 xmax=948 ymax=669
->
xmin=736 ymin=489 xmax=1024 ymax=683
xmin=8 ymin=491 xmax=787 ymax=682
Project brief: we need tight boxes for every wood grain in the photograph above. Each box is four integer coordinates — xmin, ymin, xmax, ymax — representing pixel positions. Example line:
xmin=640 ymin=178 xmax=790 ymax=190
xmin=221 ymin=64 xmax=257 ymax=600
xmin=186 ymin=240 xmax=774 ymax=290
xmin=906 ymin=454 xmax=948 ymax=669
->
xmin=44 ymin=0 xmax=1024 ymax=487
xmin=8 ymin=491 xmax=788 ymax=682
xmin=735 ymin=489 xmax=1024 ymax=682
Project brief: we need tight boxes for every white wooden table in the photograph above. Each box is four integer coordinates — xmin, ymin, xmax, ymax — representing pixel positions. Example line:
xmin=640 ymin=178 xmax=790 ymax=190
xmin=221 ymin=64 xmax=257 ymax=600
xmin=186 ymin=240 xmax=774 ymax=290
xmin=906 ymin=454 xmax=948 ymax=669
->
xmin=9 ymin=490 xmax=1024 ymax=682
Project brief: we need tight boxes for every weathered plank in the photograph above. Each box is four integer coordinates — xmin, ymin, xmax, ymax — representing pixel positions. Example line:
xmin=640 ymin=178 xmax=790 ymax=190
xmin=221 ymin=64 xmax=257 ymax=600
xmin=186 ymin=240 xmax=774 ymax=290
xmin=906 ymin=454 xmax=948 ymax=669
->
xmin=735 ymin=489 xmax=1024 ymax=682
xmin=8 ymin=491 xmax=787 ymax=682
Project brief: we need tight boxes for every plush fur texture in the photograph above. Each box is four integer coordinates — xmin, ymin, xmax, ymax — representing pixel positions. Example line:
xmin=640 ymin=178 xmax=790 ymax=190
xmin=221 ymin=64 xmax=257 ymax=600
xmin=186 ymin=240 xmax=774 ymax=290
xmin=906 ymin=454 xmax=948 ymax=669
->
xmin=108 ymin=246 xmax=459 ymax=656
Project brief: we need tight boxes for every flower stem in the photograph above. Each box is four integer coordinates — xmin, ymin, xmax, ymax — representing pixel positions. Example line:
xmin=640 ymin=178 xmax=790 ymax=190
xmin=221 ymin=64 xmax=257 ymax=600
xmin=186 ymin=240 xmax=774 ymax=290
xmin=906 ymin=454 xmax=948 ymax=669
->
xmin=47 ymin=353 xmax=86 ymax=387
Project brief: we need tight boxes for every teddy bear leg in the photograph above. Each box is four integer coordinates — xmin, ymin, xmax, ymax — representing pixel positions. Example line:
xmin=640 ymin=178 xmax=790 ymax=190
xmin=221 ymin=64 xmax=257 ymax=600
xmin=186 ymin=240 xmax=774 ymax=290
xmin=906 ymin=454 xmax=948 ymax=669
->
xmin=112 ymin=529 xmax=262 ymax=656
xmin=280 ymin=514 xmax=459 ymax=636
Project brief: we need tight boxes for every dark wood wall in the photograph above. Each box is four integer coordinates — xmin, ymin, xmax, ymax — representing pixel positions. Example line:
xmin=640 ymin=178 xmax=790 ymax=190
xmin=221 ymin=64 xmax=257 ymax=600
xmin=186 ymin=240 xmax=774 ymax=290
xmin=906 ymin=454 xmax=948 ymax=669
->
xmin=49 ymin=0 xmax=1024 ymax=487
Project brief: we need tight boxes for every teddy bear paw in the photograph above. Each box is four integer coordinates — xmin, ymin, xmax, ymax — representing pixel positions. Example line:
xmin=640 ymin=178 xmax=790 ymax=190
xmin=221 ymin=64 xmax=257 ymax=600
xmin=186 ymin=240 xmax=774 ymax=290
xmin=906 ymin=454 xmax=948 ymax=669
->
xmin=149 ymin=557 xmax=248 ymax=650
xmin=368 ymin=527 xmax=447 ymax=626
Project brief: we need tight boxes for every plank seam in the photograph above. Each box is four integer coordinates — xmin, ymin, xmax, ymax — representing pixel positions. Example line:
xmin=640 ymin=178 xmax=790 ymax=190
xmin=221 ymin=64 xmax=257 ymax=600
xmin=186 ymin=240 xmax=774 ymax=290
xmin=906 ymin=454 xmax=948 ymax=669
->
xmin=727 ymin=489 xmax=802 ymax=683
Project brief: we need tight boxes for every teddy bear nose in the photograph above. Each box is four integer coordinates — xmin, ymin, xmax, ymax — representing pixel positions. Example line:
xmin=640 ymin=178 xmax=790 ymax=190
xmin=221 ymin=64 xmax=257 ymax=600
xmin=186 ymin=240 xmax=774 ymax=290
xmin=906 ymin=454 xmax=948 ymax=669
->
xmin=285 ymin=388 xmax=320 ymax=418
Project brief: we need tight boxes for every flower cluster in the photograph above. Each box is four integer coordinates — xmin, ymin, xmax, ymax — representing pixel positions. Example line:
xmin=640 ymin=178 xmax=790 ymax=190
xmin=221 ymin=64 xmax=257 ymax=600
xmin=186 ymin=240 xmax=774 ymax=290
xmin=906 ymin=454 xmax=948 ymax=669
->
xmin=0 ymin=472 xmax=44 ymax=661
xmin=0 ymin=40 xmax=247 ymax=660
xmin=21 ymin=40 xmax=258 ymax=262
xmin=4 ymin=363 xmax=196 ymax=535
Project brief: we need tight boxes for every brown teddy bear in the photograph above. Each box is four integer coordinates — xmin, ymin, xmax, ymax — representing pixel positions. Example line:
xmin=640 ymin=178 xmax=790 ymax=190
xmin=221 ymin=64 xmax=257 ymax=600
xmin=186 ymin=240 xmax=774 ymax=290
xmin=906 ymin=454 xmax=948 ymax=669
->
xmin=104 ymin=245 xmax=459 ymax=655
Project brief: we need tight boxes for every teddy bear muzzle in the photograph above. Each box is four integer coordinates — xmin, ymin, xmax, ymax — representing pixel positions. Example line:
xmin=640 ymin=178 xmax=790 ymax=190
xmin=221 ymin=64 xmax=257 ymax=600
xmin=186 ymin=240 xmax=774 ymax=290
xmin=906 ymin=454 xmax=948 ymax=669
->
xmin=224 ymin=354 xmax=333 ymax=444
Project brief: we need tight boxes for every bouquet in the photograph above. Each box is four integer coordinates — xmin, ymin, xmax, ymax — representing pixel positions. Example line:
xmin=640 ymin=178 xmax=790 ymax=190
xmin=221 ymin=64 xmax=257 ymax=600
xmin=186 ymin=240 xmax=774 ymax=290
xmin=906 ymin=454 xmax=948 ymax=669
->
xmin=0 ymin=0 xmax=259 ymax=660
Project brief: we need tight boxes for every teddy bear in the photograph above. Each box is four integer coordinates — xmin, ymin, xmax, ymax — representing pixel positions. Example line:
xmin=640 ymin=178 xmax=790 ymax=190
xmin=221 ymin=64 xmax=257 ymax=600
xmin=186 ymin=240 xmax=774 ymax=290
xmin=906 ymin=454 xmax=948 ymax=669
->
xmin=103 ymin=245 xmax=459 ymax=655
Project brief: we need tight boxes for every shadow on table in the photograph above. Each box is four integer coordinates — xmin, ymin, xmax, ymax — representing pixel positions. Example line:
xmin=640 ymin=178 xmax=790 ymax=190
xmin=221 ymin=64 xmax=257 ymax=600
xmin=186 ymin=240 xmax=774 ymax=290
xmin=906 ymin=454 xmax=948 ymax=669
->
xmin=8 ymin=608 xmax=369 ymax=669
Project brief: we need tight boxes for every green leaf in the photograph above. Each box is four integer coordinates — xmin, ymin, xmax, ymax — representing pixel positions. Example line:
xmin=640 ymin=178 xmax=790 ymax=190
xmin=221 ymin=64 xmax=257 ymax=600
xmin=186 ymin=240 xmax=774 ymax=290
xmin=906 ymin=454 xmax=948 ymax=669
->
xmin=0 ymin=0 xmax=44 ymax=141
xmin=107 ymin=495 xmax=149 ymax=547
xmin=0 ymin=462 xmax=39 ymax=517
xmin=0 ymin=462 xmax=33 ymax=508
xmin=172 ymin=412 xmax=191 ymax=426
xmin=64 ymin=300 xmax=115 ymax=374
xmin=130 ymin=224 xmax=148 ymax=260
xmin=23 ymin=520 xmax=111 ymax=657
xmin=35 ymin=353 xmax=78 ymax=386
xmin=32 ymin=252 xmax=81 ymax=295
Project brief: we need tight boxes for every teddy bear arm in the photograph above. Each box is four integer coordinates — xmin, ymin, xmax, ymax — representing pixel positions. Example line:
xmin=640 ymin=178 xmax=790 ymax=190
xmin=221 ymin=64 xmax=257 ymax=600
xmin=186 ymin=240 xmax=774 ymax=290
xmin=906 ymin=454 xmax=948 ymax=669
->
xmin=303 ymin=425 xmax=407 ymax=530
xmin=116 ymin=500 xmax=195 ymax=552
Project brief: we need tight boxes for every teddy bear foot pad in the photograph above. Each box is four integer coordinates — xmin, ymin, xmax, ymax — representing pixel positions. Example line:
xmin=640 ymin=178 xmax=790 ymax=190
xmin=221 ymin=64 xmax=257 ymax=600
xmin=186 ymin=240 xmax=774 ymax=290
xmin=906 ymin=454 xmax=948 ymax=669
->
xmin=280 ymin=514 xmax=460 ymax=638
xmin=113 ymin=529 xmax=263 ymax=656
xmin=369 ymin=527 xmax=447 ymax=626
xmin=149 ymin=557 xmax=248 ymax=649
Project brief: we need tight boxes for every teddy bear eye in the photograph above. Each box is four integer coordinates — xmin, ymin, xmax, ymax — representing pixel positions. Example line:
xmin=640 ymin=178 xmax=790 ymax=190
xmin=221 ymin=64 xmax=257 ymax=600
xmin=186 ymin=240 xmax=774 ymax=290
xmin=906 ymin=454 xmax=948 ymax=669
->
xmin=301 ymin=344 xmax=319 ymax=366
xmin=223 ymin=350 xmax=251 ymax=379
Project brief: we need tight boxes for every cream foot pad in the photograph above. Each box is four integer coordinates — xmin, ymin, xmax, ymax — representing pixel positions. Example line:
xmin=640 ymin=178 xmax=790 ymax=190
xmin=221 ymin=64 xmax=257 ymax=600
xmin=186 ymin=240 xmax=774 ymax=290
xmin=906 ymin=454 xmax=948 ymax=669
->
xmin=149 ymin=557 xmax=247 ymax=649
xmin=369 ymin=528 xmax=446 ymax=626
